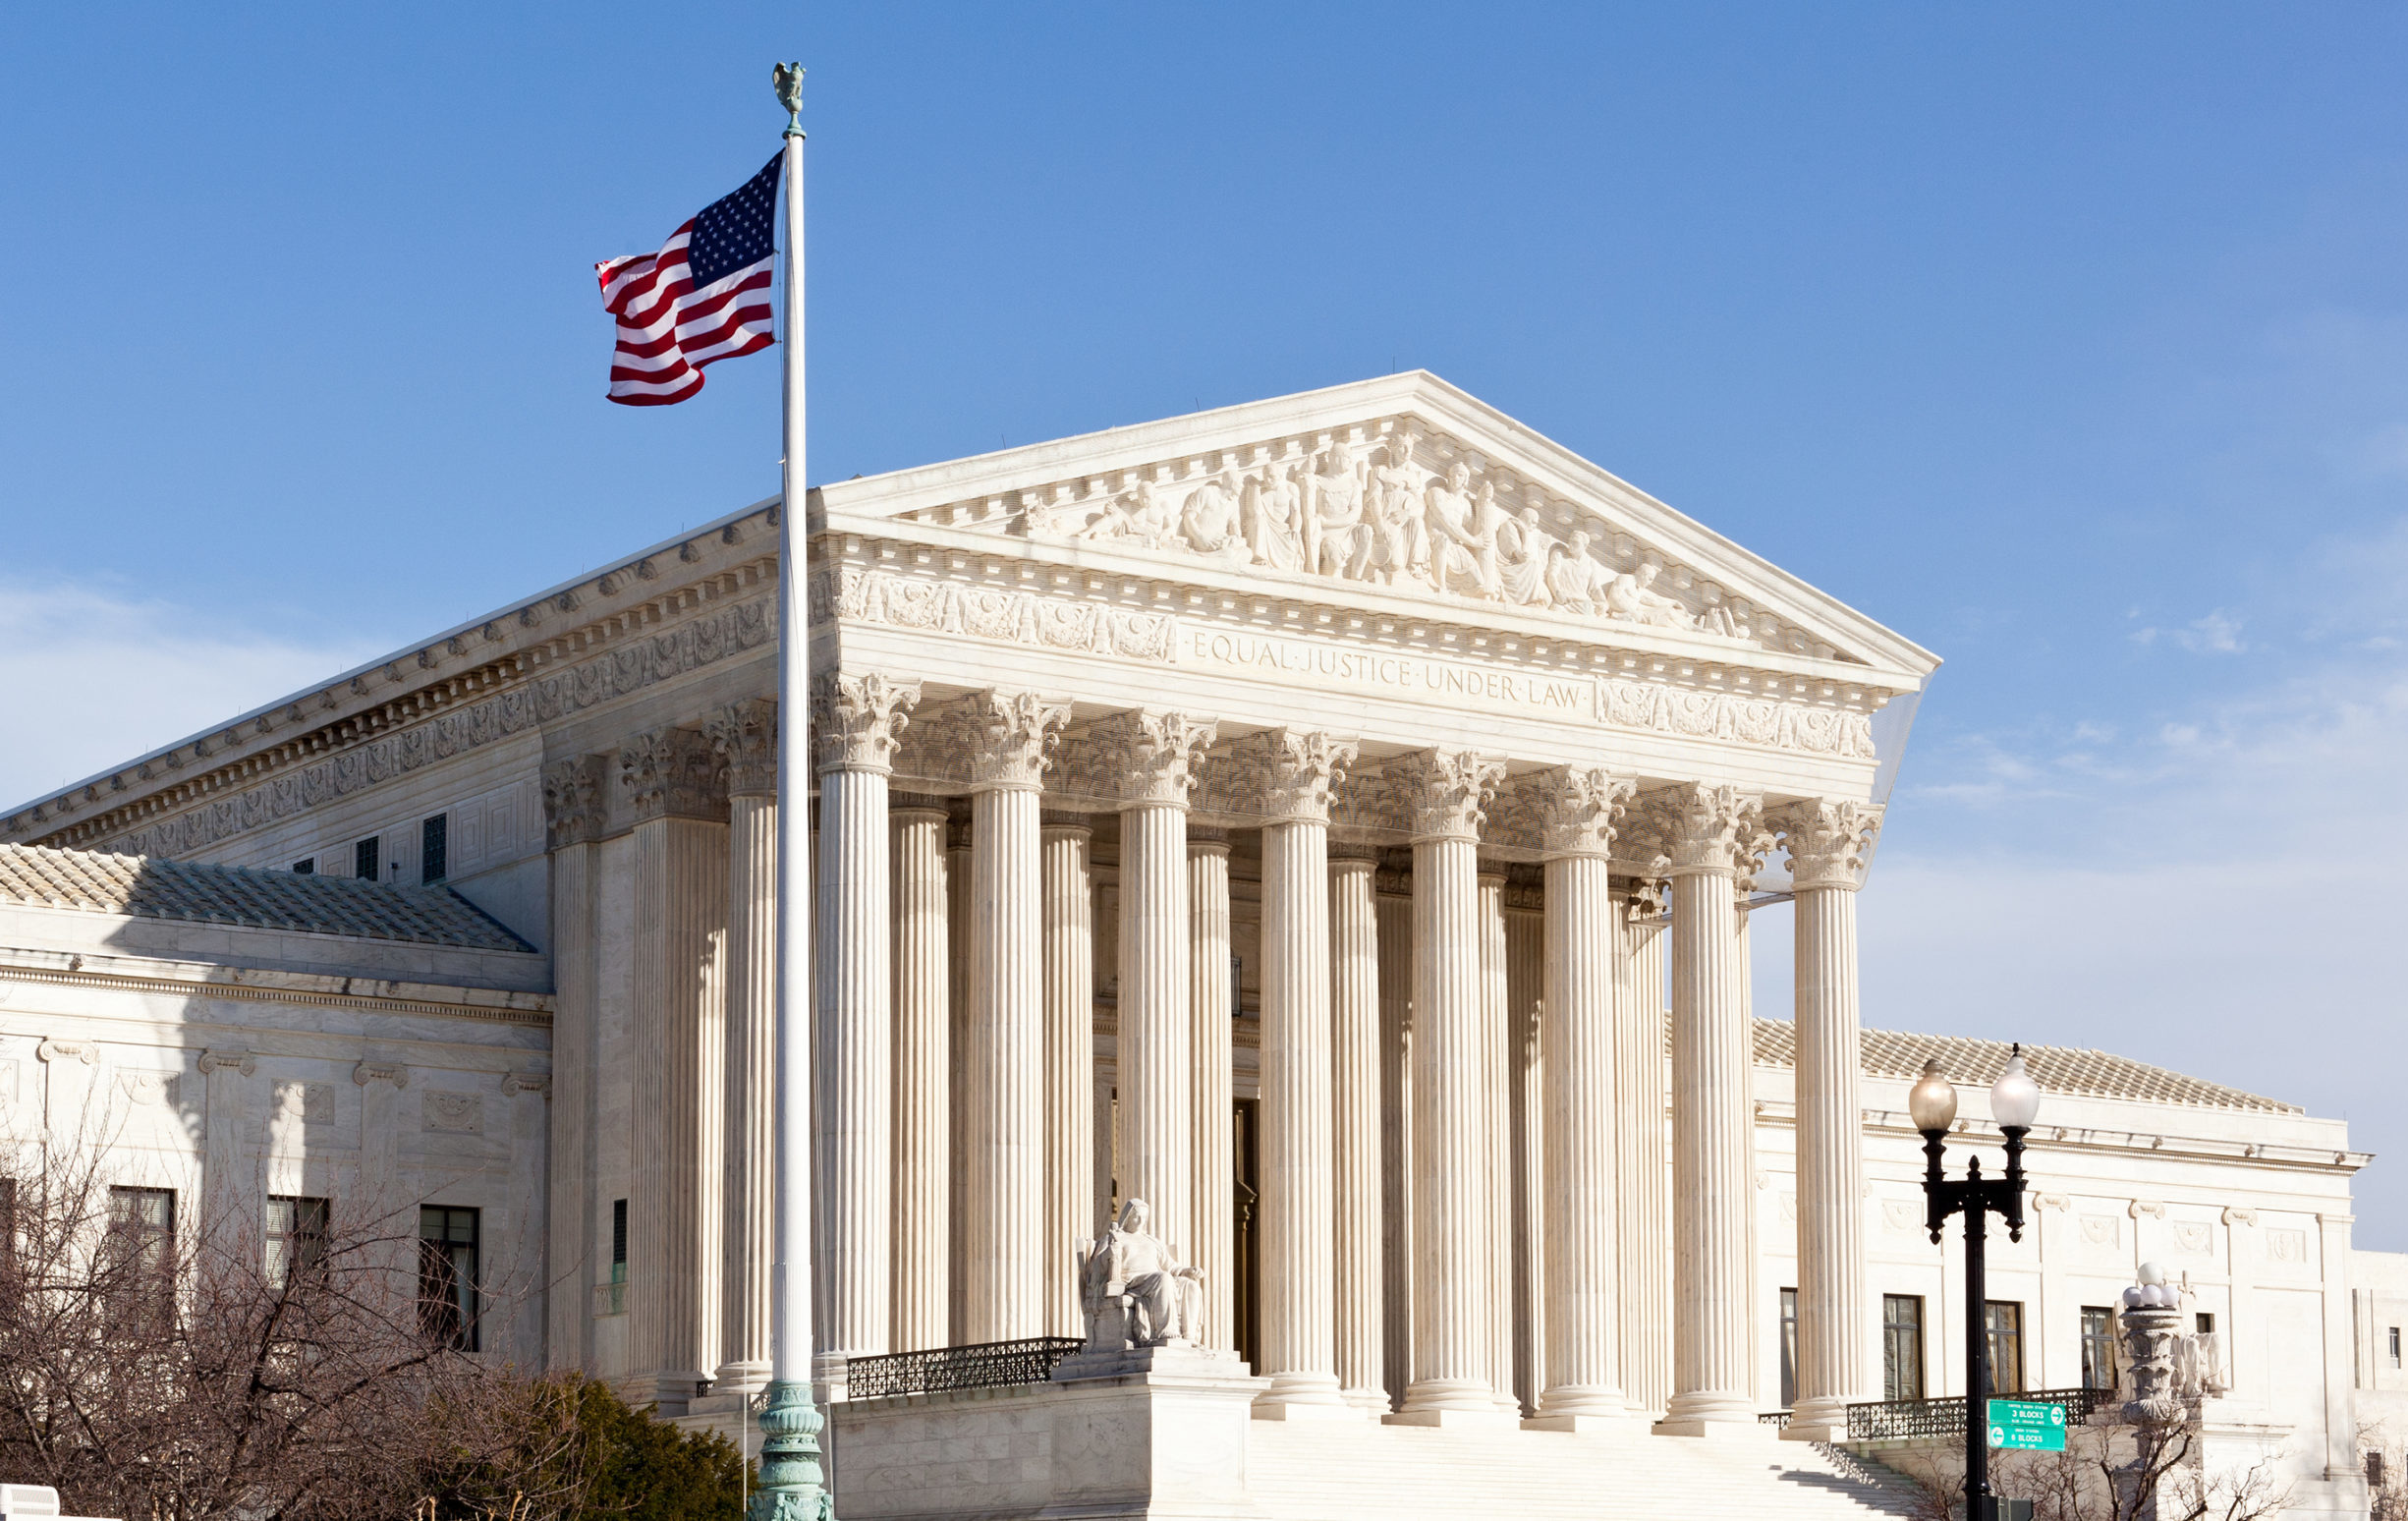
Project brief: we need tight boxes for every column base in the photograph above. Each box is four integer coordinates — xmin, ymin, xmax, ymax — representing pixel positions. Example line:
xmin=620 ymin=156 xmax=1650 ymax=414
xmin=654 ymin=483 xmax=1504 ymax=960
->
xmin=1524 ymin=1411 xmax=1648 ymax=1435
xmin=1255 ymin=1369 xmax=1354 ymax=1418
xmin=1652 ymin=1414 xmax=1779 ymax=1440
xmin=1254 ymin=1399 xmax=1370 ymax=1422
xmin=1384 ymin=1405 xmax=1523 ymax=1429
xmin=1340 ymin=1386 xmax=1392 ymax=1415
xmin=1779 ymin=1419 xmax=1849 ymax=1443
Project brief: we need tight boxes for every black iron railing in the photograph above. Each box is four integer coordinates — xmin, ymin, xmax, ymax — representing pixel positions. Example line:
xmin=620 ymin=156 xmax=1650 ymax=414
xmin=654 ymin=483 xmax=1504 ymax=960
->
xmin=1845 ymin=1386 xmax=2103 ymax=1441
xmin=1761 ymin=1410 xmax=1793 ymax=1429
xmin=845 ymin=1337 xmax=1085 ymax=1400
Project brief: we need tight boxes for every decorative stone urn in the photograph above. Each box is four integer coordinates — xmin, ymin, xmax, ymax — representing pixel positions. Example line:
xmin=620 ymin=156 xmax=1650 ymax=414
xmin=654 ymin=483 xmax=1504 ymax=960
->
xmin=2117 ymin=1263 xmax=2190 ymax=1424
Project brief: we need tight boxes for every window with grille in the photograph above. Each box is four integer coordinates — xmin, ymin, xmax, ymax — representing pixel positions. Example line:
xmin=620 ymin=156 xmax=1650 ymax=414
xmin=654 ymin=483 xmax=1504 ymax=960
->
xmin=107 ymin=1186 xmax=177 ymax=1333
xmin=1779 ymin=1287 xmax=1799 ymax=1409
xmin=606 ymin=1199 xmax=628 ymax=1316
xmin=1882 ymin=1294 xmax=1925 ymax=1401
xmin=1985 ymin=1300 xmax=2026 ymax=1395
xmin=2081 ymin=1306 xmax=2118 ymax=1391
xmin=266 ymin=1196 xmax=329 ymax=1287
xmin=355 ymin=836 xmax=381 ymax=883
xmin=419 ymin=1206 xmax=479 ymax=1350
xmin=420 ymin=814 xmax=448 ymax=884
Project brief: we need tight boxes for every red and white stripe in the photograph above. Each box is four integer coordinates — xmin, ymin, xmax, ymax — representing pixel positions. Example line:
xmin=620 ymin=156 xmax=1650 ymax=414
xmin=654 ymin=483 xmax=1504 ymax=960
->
xmin=595 ymin=222 xmax=774 ymax=406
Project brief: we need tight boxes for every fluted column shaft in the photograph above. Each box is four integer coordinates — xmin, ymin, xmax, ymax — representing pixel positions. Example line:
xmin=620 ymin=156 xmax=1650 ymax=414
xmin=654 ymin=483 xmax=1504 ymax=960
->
xmin=1615 ymin=893 xmax=1673 ymax=1414
xmin=1260 ymin=816 xmax=1342 ymax=1406
xmin=1330 ymin=853 xmax=1385 ymax=1411
xmin=1779 ymin=800 xmax=1879 ymax=1437
xmin=1657 ymin=783 xmax=1765 ymax=1433
xmin=944 ymin=817 xmax=974 ymax=1345
xmin=707 ymin=700 xmax=778 ymax=1393
xmin=1041 ymin=821 xmax=1097 ymax=1337
xmin=1398 ymin=750 xmax=1506 ymax=1418
xmin=890 ymin=806 xmax=950 ymax=1352
xmin=1536 ymin=852 xmax=1628 ymax=1420
xmin=1189 ymin=836 xmax=1236 ymax=1352
xmin=1375 ymin=884 xmax=1414 ymax=1412
xmin=815 ymin=764 xmax=893 ymax=1370
xmin=1117 ymin=803 xmax=1194 ymax=1256
xmin=539 ymin=755 xmax=606 ymax=1374
xmin=1477 ymin=872 xmax=1517 ymax=1414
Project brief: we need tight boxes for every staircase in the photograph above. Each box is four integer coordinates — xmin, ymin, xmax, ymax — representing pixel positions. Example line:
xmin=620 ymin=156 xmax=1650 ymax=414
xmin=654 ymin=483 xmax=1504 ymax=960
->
xmin=1245 ymin=1419 xmax=1929 ymax=1521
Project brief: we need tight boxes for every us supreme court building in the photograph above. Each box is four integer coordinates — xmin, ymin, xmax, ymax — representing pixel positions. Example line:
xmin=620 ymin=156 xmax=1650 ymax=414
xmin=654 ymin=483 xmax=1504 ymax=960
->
xmin=0 ymin=374 xmax=2380 ymax=1518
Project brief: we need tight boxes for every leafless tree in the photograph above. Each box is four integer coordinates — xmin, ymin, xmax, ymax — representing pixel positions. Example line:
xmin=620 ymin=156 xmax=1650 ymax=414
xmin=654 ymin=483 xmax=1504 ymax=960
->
xmin=1873 ymin=1412 xmax=2292 ymax=1521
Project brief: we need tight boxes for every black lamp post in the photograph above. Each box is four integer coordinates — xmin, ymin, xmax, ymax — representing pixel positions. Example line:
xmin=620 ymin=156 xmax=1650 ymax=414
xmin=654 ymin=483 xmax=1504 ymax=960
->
xmin=1909 ymin=1046 xmax=2044 ymax=1521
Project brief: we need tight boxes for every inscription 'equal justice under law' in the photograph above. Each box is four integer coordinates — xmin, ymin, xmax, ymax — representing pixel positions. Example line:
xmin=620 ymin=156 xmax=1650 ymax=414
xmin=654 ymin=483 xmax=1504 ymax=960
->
xmin=1183 ymin=629 xmax=1595 ymax=719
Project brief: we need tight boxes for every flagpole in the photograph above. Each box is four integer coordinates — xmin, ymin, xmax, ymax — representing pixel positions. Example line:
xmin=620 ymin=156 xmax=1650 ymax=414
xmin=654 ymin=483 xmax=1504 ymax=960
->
xmin=754 ymin=59 xmax=830 ymax=1521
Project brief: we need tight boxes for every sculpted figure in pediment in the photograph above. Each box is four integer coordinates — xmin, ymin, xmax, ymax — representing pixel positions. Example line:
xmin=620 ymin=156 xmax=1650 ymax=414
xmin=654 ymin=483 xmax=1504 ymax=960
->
xmin=1305 ymin=440 xmax=1371 ymax=579
xmin=1497 ymin=505 xmax=1556 ymax=609
xmin=1425 ymin=463 xmax=1500 ymax=596
xmin=1241 ymin=463 xmax=1306 ymax=572
xmin=1076 ymin=477 xmax=1180 ymax=549
xmin=1603 ymin=553 xmax=1698 ymax=630
xmin=1180 ymin=468 xmax=1247 ymax=558
xmin=1546 ymin=530 xmax=1614 ymax=613
xmin=1356 ymin=434 xmax=1428 ymax=585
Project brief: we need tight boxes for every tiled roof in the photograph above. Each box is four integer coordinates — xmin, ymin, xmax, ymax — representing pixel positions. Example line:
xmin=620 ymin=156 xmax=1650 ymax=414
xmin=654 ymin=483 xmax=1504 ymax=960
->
xmin=0 ymin=844 xmax=534 ymax=953
xmin=1753 ymin=1021 xmax=2299 ymax=1115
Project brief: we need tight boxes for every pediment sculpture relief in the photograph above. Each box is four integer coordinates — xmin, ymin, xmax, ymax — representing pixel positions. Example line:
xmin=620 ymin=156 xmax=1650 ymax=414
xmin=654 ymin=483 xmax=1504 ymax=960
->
xmin=909 ymin=422 xmax=1844 ymax=661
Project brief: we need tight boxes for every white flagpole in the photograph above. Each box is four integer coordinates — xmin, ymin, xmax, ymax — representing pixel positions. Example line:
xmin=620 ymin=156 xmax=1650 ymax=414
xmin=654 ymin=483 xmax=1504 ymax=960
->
xmin=755 ymin=59 xmax=829 ymax=1521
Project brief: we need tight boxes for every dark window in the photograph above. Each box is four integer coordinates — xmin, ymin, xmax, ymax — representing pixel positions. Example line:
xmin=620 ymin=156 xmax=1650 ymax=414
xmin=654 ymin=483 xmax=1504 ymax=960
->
xmin=266 ymin=1196 xmax=329 ymax=1286
xmin=420 ymin=814 xmax=448 ymax=884
xmin=291 ymin=858 xmax=314 ymax=874
xmin=2391 ymin=1327 xmax=2401 ymax=1368
xmin=1882 ymin=1294 xmax=1925 ymax=1401
xmin=2370 ymin=1451 xmax=2387 ymax=1491
xmin=355 ymin=836 xmax=380 ymax=883
xmin=1229 ymin=955 xmax=1243 ymax=1018
xmin=607 ymin=1199 xmax=629 ymax=1316
xmin=107 ymin=1186 xmax=177 ymax=1332
xmin=1779 ymin=1287 xmax=1799 ymax=1409
xmin=1985 ymin=1301 xmax=2026 ymax=1395
xmin=419 ymin=1206 xmax=479 ymax=1350
xmin=2195 ymin=1312 xmax=2214 ymax=1335
xmin=2081 ymin=1306 xmax=2118 ymax=1391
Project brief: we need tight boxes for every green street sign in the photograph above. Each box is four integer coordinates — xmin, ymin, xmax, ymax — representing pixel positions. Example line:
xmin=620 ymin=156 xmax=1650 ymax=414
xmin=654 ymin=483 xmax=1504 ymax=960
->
xmin=1988 ymin=1399 xmax=2069 ymax=1452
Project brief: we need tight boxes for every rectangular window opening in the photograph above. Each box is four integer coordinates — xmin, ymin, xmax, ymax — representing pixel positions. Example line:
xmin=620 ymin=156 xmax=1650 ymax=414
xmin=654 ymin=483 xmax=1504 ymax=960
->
xmin=2081 ymin=1306 xmax=2119 ymax=1392
xmin=266 ymin=1196 xmax=330 ymax=1287
xmin=291 ymin=858 xmax=314 ymax=874
xmin=107 ymin=1186 xmax=177 ymax=1333
xmin=420 ymin=814 xmax=448 ymax=885
xmin=1779 ymin=1287 xmax=1799 ymax=1409
xmin=418 ymin=1205 xmax=479 ymax=1350
xmin=2390 ymin=1326 xmax=2401 ymax=1368
xmin=1882 ymin=1293 xmax=1925 ymax=1402
xmin=354 ymin=836 xmax=380 ymax=883
xmin=1985 ymin=1300 xmax=2027 ymax=1396
xmin=606 ymin=1199 xmax=629 ymax=1316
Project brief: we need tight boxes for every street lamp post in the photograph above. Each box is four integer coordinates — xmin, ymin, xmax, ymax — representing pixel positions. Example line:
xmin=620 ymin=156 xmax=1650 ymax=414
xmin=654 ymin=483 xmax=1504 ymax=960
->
xmin=1909 ymin=1046 xmax=2044 ymax=1521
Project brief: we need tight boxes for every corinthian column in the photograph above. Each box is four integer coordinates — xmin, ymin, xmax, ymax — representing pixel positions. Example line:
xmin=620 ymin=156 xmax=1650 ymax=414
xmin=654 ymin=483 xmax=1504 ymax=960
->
xmin=618 ymin=725 xmax=729 ymax=1413
xmin=1330 ymin=845 xmax=1384 ymax=1412
xmin=1529 ymin=767 xmax=1639 ymax=1430
xmin=1189 ymin=831 xmax=1236 ymax=1352
xmin=1249 ymin=729 xmax=1358 ymax=1414
xmin=1773 ymin=799 xmax=1880 ymax=1440
xmin=1651 ymin=783 xmax=1770 ymax=1437
xmin=704 ymin=701 xmax=778 ymax=1393
xmin=963 ymin=691 xmax=1072 ymax=1341
xmin=889 ymin=799 xmax=950 ymax=1352
xmin=539 ymin=755 xmax=607 ymax=1372
xmin=946 ymin=811 xmax=973 ymax=1345
xmin=1616 ymin=881 xmax=1673 ymax=1415
xmin=1040 ymin=817 xmax=1096 ymax=1337
xmin=812 ymin=673 xmax=919 ymax=1380
xmin=1477 ymin=868 xmax=1516 ymax=1414
xmin=1395 ymin=749 xmax=1512 ymax=1424
xmin=1099 ymin=709 xmax=1215 ymax=1266
xmin=1375 ymin=873 xmax=1413 ymax=1411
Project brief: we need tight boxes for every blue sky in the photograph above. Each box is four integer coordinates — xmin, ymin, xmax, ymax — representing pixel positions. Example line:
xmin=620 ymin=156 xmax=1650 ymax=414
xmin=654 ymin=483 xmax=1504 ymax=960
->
xmin=5 ymin=6 xmax=2406 ymax=1243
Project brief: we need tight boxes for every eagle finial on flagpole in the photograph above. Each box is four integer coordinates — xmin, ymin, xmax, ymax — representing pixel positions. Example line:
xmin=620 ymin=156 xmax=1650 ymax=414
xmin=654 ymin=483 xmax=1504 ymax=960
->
xmin=773 ymin=62 xmax=805 ymax=138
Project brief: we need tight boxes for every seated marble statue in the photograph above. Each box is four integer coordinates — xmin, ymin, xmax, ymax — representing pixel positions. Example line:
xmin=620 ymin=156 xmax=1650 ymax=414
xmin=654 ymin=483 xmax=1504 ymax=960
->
xmin=1079 ymin=1198 xmax=1204 ymax=1349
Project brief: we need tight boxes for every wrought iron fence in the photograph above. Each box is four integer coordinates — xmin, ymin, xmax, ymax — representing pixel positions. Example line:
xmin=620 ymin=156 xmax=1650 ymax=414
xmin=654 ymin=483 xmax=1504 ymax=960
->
xmin=1844 ymin=1386 xmax=2103 ymax=1441
xmin=1761 ymin=1410 xmax=1794 ymax=1429
xmin=845 ymin=1337 xmax=1085 ymax=1400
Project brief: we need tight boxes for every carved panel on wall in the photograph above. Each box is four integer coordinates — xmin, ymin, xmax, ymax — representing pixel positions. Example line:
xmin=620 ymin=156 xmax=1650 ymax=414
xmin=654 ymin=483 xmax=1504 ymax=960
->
xmin=2080 ymin=1214 xmax=2120 ymax=1248
xmin=1881 ymin=1199 xmax=1918 ymax=1235
xmin=275 ymin=1080 xmax=335 ymax=1127
xmin=422 ymin=1091 xmax=483 ymax=1135
xmin=2267 ymin=1228 xmax=2308 ymax=1265
xmin=118 ymin=1070 xmax=177 ymax=1107
xmin=2172 ymin=1221 xmax=2212 ymax=1254
xmin=818 ymin=568 xmax=1179 ymax=666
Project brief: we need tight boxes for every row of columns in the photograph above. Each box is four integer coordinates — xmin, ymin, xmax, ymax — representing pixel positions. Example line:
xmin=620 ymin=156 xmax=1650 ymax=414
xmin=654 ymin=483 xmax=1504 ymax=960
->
xmin=541 ymin=680 xmax=1881 ymax=1433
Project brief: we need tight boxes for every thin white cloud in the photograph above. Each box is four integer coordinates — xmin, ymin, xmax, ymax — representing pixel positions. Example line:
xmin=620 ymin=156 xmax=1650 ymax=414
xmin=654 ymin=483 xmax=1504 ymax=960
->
xmin=0 ymin=580 xmax=385 ymax=814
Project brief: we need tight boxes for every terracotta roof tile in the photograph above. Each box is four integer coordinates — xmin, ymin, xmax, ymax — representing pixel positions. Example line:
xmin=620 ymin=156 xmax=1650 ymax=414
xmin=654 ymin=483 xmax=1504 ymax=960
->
xmin=0 ymin=844 xmax=533 ymax=953
xmin=1752 ymin=1020 xmax=2299 ymax=1115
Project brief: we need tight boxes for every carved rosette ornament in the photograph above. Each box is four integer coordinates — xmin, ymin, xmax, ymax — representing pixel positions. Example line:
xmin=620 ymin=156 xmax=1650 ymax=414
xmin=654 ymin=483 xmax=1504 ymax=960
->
xmin=541 ymin=756 xmax=610 ymax=849
xmin=1393 ymin=749 xmax=1506 ymax=843
xmin=1772 ymin=800 xmax=1882 ymax=892
xmin=706 ymin=698 xmax=779 ymax=796
xmin=1535 ymin=765 xmax=1636 ymax=860
xmin=966 ymin=689 xmax=1074 ymax=791
xmin=1094 ymin=709 xmax=1218 ymax=808
xmin=1645 ymin=782 xmax=1770 ymax=881
xmin=1243 ymin=728 xmax=1359 ymax=823
xmin=619 ymin=726 xmax=726 ymax=822
xmin=812 ymin=673 xmax=921 ymax=774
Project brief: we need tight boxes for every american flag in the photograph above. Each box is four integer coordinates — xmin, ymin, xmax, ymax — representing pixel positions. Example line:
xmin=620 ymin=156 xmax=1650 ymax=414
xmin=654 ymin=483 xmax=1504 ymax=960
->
xmin=595 ymin=154 xmax=780 ymax=405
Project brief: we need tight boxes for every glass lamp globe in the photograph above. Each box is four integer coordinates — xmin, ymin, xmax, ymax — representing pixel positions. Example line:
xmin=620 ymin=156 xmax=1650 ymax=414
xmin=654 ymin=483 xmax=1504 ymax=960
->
xmin=1990 ymin=1044 xmax=2043 ymax=1131
xmin=1907 ymin=1058 xmax=1958 ymax=1135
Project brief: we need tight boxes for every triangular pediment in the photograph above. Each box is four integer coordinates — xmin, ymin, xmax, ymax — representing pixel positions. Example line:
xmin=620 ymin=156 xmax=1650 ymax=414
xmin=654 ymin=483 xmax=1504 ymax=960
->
xmin=813 ymin=371 xmax=1937 ymax=686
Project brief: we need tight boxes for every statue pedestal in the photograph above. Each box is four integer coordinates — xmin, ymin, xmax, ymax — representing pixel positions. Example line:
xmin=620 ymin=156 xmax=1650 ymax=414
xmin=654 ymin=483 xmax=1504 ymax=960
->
xmin=830 ymin=1344 xmax=1265 ymax=1521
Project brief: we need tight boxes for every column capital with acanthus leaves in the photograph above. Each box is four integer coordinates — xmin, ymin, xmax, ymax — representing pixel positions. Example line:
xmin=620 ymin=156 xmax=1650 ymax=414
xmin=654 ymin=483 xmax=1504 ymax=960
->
xmin=1641 ymin=781 xmax=1771 ymax=882
xmin=812 ymin=672 xmax=921 ymax=774
xmin=1241 ymin=727 xmax=1359 ymax=824
xmin=1535 ymin=765 xmax=1637 ymax=861
xmin=1094 ymin=708 xmax=1218 ymax=809
xmin=1394 ymin=749 xmax=1507 ymax=844
xmin=1771 ymin=799 xmax=1882 ymax=892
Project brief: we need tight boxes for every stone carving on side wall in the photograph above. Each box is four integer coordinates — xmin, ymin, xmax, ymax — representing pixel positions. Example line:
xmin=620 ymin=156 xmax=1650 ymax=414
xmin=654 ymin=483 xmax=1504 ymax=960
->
xmin=102 ymin=595 xmax=774 ymax=858
xmin=120 ymin=1070 xmax=177 ymax=1107
xmin=1077 ymin=1198 xmax=1205 ymax=1349
xmin=273 ymin=1080 xmax=333 ymax=1126
xmin=422 ymin=1091 xmax=483 ymax=1135
xmin=2267 ymin=1228 xmax=2306 ymax=1264
xmin=924 ymin=421 xmax=1845 ymax=661
xmin=1596 ymin=681 xmax=1877 ymax=760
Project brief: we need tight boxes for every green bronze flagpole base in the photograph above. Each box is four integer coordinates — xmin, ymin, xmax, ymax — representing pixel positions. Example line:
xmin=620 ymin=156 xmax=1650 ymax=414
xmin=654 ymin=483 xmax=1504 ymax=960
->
xmin=749 ymin=1380 xmax=831 ymax=1521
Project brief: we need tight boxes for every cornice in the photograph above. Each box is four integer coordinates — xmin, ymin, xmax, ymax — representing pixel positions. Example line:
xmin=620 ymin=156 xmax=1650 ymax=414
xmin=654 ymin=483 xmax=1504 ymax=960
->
xmin=0 ymin=957 xmax=553 ymax=1028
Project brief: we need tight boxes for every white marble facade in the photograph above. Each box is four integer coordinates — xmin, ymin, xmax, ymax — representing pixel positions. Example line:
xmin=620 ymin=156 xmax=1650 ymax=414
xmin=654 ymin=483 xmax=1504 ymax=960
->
xmin=0 ymin=374 xmax=2379 ymax=1516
